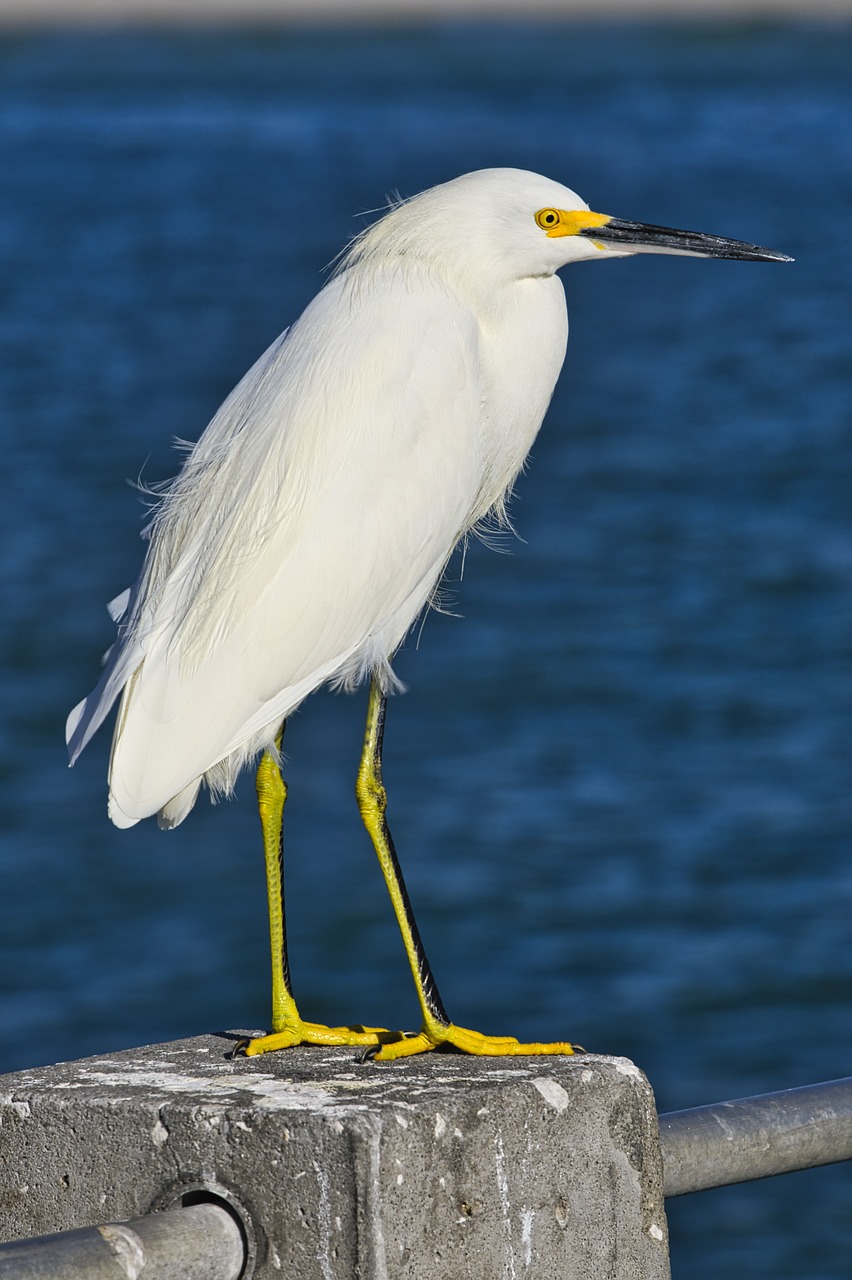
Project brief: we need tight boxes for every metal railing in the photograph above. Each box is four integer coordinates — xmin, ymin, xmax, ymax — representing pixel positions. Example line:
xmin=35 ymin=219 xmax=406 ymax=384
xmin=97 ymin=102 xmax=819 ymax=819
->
xmin=0 ymin=1202 xmax=245 ymax=1280
xmin=658 ymin=1075 xmax=852 ymax=1196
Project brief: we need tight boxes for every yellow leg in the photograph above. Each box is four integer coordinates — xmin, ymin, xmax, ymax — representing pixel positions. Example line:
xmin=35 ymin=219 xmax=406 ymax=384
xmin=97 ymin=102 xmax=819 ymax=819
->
xmin=239 ymin=730 xmax=400 ymax=1057
xmin=357 ymin=679 xmax=579 ymax=1062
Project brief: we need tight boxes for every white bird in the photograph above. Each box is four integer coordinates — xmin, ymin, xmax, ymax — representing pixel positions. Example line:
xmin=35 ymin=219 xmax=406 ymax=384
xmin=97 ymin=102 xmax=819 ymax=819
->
xmin=67 ymin=168 xmax=790 ymax=1061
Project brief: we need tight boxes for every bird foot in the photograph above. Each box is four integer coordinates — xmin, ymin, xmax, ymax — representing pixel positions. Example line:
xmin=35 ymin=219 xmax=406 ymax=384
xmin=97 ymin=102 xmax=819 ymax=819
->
xmin=370 ymin=1021 xmax=581 ymax=1061
xmin=234 ymin=1021 xmax=411 ymax=1057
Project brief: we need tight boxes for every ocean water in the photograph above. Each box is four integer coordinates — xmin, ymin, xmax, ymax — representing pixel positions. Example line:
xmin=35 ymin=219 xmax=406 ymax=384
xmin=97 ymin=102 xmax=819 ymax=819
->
xmin=0 ymin=20 xmax=850 ymax=1275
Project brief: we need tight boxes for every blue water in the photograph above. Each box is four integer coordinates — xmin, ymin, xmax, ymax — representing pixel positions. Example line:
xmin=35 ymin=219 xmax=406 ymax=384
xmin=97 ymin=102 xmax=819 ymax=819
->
xmin=0 ymin=20 xmax=850 ymax=1275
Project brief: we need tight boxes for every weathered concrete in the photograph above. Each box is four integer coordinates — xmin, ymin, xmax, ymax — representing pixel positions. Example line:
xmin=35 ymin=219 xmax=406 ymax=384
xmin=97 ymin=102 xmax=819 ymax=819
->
xmin=0 ymin=1035 xmax=670 ymax=1279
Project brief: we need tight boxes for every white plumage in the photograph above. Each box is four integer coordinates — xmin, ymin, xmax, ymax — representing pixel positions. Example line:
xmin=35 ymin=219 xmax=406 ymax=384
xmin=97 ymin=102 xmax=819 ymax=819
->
xmin=66 ymin=167 xmax=789 ymax=830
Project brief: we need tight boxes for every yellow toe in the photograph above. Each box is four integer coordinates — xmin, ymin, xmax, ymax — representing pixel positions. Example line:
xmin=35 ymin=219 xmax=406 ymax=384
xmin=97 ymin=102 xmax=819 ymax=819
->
xmin=373 ymin=1021 xmax=578 ymax=1061
xmin=240 ymin=1021 xmax=416 ymax=1057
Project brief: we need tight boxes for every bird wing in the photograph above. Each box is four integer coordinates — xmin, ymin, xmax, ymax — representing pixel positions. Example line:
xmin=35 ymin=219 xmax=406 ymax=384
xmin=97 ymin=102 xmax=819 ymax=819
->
xmin=71 ymin=266 xmax=486 ymax=823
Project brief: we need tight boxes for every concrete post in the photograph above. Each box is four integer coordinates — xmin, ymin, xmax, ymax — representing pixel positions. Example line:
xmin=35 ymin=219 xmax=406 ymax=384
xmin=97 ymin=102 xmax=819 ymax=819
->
xmin=0 ymin=1035 xmax=670 ymax=1279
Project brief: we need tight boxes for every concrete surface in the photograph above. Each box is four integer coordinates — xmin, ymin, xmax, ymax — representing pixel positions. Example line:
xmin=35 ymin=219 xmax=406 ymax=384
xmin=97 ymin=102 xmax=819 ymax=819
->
xmin=0 ymin=1034 xmax=670 ymax=1279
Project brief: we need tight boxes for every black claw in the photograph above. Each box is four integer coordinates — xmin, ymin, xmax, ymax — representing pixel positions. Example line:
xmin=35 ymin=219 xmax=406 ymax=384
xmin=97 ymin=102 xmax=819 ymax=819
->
xmin=359 ymin=1044 xmax=382 ymax=1064
xmin=229 ymin=1038 xmax=252 ymax=1059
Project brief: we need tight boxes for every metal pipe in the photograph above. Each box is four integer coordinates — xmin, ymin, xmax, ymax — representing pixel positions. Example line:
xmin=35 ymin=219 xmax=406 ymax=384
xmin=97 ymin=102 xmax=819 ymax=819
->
xmin=659 ymin=1075 xmax=852 ymax=1197
xmin=0 ymin=1202 xmax=246 ymax=1280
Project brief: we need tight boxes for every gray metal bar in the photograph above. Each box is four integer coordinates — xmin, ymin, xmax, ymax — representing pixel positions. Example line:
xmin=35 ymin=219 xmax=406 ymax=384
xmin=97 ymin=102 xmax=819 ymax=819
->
xmin=659 ymin=1075 xmax=852 ymax=1197
xmin=0 ymin=1202 xmax=245 ymax=1280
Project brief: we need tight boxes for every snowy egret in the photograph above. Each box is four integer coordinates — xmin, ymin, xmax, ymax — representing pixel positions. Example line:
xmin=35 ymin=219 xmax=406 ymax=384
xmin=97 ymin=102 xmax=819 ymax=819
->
xmin=67 ymin=168 xmax=790 ymax=1060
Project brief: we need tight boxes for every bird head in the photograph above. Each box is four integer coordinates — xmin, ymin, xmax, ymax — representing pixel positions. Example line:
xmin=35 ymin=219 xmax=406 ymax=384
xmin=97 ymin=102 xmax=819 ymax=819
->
xmin=344 ymin=169 xmax=791 ymax=287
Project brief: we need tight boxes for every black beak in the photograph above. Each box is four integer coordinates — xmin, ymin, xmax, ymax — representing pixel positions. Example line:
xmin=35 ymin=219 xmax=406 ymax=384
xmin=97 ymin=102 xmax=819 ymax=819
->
xmin=578 ymin=217 xmax=793 ymax=263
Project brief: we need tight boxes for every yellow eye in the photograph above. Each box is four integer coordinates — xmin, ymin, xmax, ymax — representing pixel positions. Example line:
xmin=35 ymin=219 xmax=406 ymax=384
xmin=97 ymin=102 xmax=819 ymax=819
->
xmin=535 ymin=208 xmax=561 ymax=230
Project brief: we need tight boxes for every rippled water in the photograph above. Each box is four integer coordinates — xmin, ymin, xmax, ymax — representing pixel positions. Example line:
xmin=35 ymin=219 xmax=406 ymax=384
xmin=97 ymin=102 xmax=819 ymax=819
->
xmin=0 ymin=21 xmax=850 ymax=1276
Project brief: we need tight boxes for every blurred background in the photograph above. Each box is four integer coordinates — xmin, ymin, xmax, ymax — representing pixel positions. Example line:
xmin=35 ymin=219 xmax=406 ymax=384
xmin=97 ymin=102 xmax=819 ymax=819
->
xmin=0 ymin=9 xmax=850 ymax=1277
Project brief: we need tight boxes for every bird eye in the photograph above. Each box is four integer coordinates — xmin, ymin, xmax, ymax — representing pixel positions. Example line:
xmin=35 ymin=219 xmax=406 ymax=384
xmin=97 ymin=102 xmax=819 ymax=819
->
xmin=535 ymin=208 xmax=561 ymax=230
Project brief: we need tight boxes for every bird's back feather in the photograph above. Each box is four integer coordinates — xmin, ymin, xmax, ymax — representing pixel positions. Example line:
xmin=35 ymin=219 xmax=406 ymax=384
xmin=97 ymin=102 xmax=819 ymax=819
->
xmin=75 ymin=265 xmax=487 ymax=825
